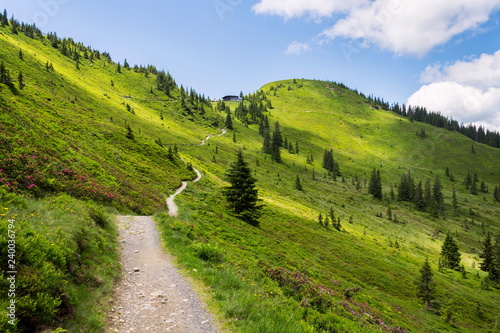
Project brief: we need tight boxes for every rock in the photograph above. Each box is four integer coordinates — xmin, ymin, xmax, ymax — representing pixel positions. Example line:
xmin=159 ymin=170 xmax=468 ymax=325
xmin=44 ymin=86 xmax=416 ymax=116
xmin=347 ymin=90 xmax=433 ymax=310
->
xmin=133 ymin=267 xmax=140 ymax=272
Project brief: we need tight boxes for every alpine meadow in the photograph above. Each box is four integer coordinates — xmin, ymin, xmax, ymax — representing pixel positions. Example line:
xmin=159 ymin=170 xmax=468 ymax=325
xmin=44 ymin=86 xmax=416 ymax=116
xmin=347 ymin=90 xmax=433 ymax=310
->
xmin=1 ymin=12 xmax=500 ymax=333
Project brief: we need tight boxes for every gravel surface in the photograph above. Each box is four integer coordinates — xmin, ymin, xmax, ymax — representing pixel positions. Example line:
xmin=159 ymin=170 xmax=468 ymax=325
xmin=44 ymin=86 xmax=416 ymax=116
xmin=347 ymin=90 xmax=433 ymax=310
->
xmin=106 ymin=216 xmax=218 ymax=333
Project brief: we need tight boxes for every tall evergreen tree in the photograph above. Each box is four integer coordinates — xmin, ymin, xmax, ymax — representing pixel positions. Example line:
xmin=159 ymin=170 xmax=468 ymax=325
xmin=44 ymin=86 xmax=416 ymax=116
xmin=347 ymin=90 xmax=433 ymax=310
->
xmin=493 ymin=233 xmax=500 ymax=281
xmin=414 ymin=181 xmax=425 ymax=210
xmin=430 ymin=176 xmax=444 ymax=218
xmin=415 ymin=258 xmax=437 ymax=311
xmin=223 ymin=151 xmax=263 ymax=223
xmin=479 ymin=232 xmax=498 ymax=280
xmin=17 ymin=71 xmax=24 ymax=90
xmin=294 ymin=175 xmax=303 ymax=191
xmin=439 ymin=232 xmax=461 ymax=270
xmin=368 ymin=168 xmax=382 ymax=199
xmin=225 ymin=111 xmax=234 ymax=130
xmin=270 ymin=126 xmax=282 ymax=163
xmin=452 ymin=187 xmax=459 ymax=216
xmin=262 ymin=130 xmax=272 ymax=154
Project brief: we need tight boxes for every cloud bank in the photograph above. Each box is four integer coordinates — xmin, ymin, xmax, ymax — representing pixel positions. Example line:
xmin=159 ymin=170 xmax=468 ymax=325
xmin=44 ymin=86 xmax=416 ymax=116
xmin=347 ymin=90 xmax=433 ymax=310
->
xmin=408 ymin=51 xmax=500 ymax=131
xmin=253 ymin=0 xmax=500 ymax=56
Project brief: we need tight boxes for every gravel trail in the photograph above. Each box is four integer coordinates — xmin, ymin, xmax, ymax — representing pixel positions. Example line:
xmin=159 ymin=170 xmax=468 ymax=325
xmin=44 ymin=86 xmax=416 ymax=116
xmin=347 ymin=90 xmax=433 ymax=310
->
xmin=106 ymin=216 xmax=217 ymax=333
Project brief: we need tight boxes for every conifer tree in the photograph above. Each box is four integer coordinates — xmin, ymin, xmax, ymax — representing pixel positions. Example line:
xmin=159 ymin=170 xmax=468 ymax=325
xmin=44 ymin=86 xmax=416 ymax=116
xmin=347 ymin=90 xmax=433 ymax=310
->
xmin=223 ymin=151 xmax=263 ymax=223
xmin=430 ymin=176 xmax=444 ymax=218
xmin=19 ymin=48 xmax=23 ymax=60
xmin=17 ymin=71 xmax=24 ymax=90
xmin=0 ymin=61 xmax=12 ymax=86
xmin=125 ymin=124 xmax=134 ymax=140
xmin=271 ymin=128 xmax=282 ymax=163
xmin=479 ymin=232 xmax=498 ymax=280
xmin=262 ymin=130 xmax=272 ymax=154
xmin=295 ymin=175 xmax=303 ymax=191
xmin=415 ymin=258 xmax=437 ymax=311
xmin=452 ymin=187 xmax=459 ymax=216
xmin=414 ymin=181 xmax=425 ymax=210
xmin=225 ymin=111 xmax=234 ymax=130
xmin=368 ymin=168 xmax=382 ymax=199
xmin=439 ymin=232 xmax=461 ymax=270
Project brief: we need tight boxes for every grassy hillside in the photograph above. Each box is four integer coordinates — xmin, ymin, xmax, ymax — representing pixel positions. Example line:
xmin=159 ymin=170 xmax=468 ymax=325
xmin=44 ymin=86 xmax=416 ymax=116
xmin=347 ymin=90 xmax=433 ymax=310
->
xmin=155 ymin=79 xmax=500 ymax=332
xmin=0 ymin=20 xmax=223 ymax=332
xmin=1 ymin=17 xmax=500 ymax=332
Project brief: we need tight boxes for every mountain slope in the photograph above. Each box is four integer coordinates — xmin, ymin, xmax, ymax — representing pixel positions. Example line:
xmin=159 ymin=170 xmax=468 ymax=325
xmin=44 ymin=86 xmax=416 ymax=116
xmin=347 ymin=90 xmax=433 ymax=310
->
xmin=0 ymin=25 xmax=224 ymax=214
xmin=1 ymin=19 xmax=500 ymax=332
xmin=158 ymin=79 xmax=500 ymax=332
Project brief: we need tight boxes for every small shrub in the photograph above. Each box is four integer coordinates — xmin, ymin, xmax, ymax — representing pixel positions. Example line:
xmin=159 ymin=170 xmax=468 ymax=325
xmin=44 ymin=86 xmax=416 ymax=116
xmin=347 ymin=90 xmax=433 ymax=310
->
xmin=191 ymin=242 xmax=225 ymax=263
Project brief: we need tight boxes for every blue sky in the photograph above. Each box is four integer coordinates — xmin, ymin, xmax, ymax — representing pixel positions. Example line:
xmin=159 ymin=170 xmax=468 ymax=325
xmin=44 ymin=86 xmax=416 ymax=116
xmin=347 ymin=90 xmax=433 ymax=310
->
xmin=2 ymin=0 xmax=500 ymax=130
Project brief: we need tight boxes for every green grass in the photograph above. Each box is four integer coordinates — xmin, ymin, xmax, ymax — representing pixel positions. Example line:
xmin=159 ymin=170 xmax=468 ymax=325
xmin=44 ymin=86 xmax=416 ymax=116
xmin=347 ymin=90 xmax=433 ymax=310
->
xmin=1 ymin=22 xmax=500 ymax=332
xmin=163 ymin=79 xmax=500 ymax=332
xmin=0 ymin=191 xmax=119 ymax=332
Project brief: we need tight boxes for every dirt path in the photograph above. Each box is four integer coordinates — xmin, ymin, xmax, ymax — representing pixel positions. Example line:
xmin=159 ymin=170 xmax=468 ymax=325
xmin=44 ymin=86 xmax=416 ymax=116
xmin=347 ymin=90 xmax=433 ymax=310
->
xmin=107 ymin=129 xmax=226 ymax=332
xmin=106 ymin=216 xmax=217 ymax=333
xmin=166 ymin=168 xmax=202 ymax=217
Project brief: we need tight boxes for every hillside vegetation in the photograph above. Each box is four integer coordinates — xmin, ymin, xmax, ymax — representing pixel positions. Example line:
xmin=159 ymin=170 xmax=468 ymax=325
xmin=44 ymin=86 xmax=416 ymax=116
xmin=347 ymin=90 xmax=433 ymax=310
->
xmin=0 ymin=14 xmax=499 ymax=333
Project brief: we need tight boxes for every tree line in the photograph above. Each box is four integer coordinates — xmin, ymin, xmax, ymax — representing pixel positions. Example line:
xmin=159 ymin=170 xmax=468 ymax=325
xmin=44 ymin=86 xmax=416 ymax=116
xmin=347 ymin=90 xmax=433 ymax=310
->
xmin=324 ymin=80 xmax=500 ymax=149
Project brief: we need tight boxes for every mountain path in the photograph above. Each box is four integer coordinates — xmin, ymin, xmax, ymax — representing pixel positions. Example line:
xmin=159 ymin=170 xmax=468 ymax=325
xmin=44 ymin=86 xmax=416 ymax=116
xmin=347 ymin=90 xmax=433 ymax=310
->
xmin=106 ymin=129 xmax=225 ymax=332
xmin=106 ymin=216 xmax=217 ymax=333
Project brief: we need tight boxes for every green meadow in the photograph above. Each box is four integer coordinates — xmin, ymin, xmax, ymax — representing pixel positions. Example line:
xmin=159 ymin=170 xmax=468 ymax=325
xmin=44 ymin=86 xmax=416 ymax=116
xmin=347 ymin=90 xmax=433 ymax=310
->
xmin=0 ymin=21 xmax=499 ymax=332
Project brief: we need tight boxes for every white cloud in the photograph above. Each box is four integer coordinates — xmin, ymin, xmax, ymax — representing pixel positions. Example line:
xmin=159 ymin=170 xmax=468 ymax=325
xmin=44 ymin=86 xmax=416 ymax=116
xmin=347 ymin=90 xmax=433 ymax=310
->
xmin=420 ymin=51 xmax=500 ymax=87
xmin=285 ymin=41 xmax=311 ymax=55
xmin=322 ymin=0 xmax=500 ymax=56
xmin=254 ymin=0 xmax=500 ymax=56
xmin=408 ymin=51 xmax=500 ymax=131
xmin=252 ymin=0 xmax=365 ymax=19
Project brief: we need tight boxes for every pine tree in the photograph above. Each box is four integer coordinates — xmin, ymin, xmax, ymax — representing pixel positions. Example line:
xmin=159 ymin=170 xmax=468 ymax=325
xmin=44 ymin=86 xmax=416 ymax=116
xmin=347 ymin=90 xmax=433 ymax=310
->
xmin=116 ymin=62 xmax=121 ymax=73
xmin=479 ymin=232 xmax=498 ymax=280
xmin=368 ymin=168 xmax=382 ymax=199
xmin=225 ymin=111 xmax=234 ymax=130
xmin=0 ymin=61 xmax=12 ymax=86
xmin=223 ymin=151 xmax=263 ymax=223
xmin=439 ymin=232 xmax=461 ymax=270
xmin=415 ymin=258 xmax=437 ymax=311
xmin=19 ymin=48 xmax=23 ymax=60
xmin=271 ymin=127 xmax=282 ymax=163
xmin=452 ymin=187 xmax=459 ymax=216
xmin=430 ymin=176 xmax=444 ymax=218
xmin=125 ymin=124 xmax=134 ymax=140
xmin=295 ymin=175 xmax=303 ymax=191
xmin=414 ymin=181 xmax=425 ymax=210
xmin=493 ymin=233 xmax=500 ymax=281
xmin=17 ymin=71 xmax=24 ymax=90
xmin=262 ymin=130 xmax=272 ymax=154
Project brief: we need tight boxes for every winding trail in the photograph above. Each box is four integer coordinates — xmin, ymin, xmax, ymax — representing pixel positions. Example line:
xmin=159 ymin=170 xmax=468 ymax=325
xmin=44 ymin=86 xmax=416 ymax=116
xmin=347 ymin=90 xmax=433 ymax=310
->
xmin=166 ymin=168 xmax=202 ymax=217
xmin=107 ymin=129 xmax=226 ymax=332
xmin=167 ymin=128 xmax=226 ymax=216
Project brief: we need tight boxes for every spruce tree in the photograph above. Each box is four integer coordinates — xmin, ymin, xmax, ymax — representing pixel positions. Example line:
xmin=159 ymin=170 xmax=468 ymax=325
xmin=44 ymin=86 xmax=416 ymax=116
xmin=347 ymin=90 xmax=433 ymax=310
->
xmin=125 ymin=124 xmax=134 ymax=140
xmin=223 ymin=151 xmax=263 ymax=223
xmin=430 ymin=176 xmax=444 ymax=218
xmin=225 ymin=111 xmax=234 ymax=130
xmin=368 ymin=168 xmax=382 ymax=199
xmin=479 ymin=232 xmax=498 ymax=280
xmin=414 ymin=181 xmax=425 ymax=210
xmin=415 ymin=258 xmax=437 ymax=311
xmin=295 ymin=175 xmax=303 ymax=191
xmin=262 ymin=130 xmax=272 ymax=154
xmin=17 ymin=71 xmax=24 ymax=90
xmin=439 ymin=232 xmax=461 ymax=270
xmin=452 ymin=187 xmax=459 ymax=216
xmin=271 ymin=128 xmax=282 ymax=163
